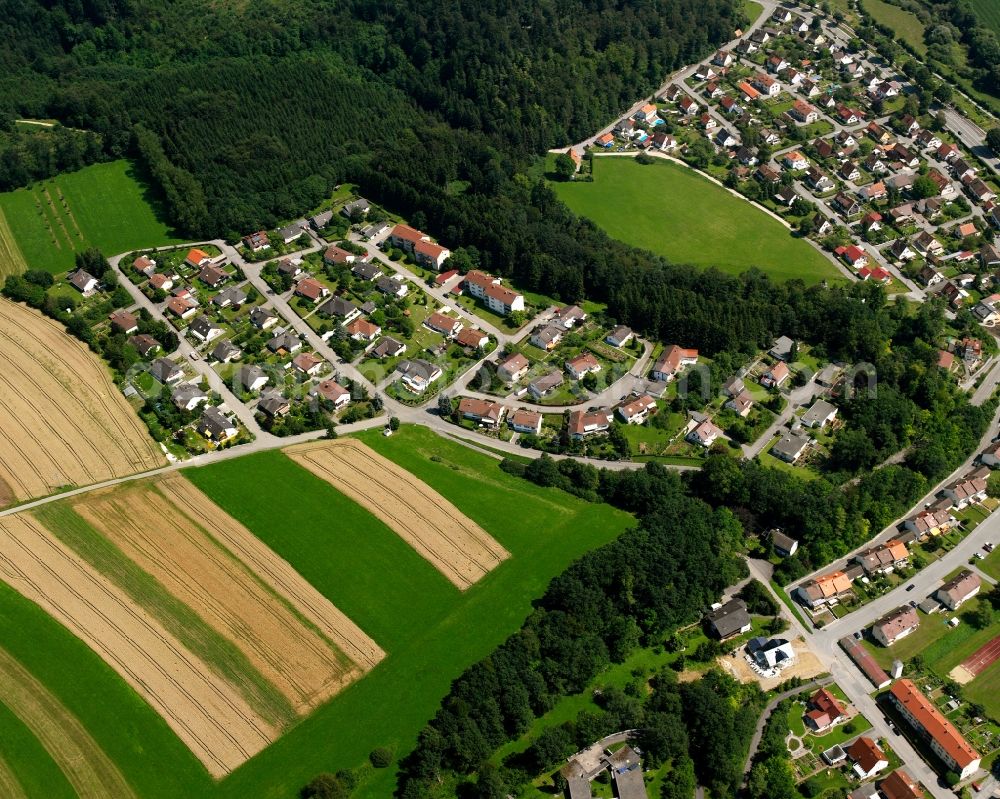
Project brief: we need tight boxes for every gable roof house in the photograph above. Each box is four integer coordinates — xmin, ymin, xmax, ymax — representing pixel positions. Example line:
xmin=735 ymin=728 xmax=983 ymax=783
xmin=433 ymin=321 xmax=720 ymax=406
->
xmin=257 ymin=390 xmax=291 ymax=419
xmin=242 ymin=230 xmax=270 ymax=252
xmin=198 ymin=406 xmax=238 ymax=442
xmin=605 ymin=325 xmax=634 ymax=348
xmin=171 ymin=383 xmax=208 ymax=412
xmin=771 ymin=530 xmax=799 ymax=557
xmin=872 ymin=605 xmax=919 ymax=647
xmin=249 ymin=306 xmax=278 ymax=330
xmin=936 ymin=570 xmax=981 ymax=610
xmin=458 ymin=398 xmax=507 ymax=428
xmin=686 ymin=418 xmax=723 ymax=448
xmin=725 ymin=391 xmax=754 ymax=417
xmin=198 ymin=263 xmax=229 ymax=288
xmin=310 ymin=379 xmax=351 ymax=408
xmin=567 ymin=409 xmax=613 ymax=439
xmin=397 ymin=359 xmax=443 ymax=394
xmin=529 ymin=324 xmax=563 ymax=351
xmin=376 ymin=275 xmax=409 ymax=298
xmin=166 ymin=295 xmax=198 ymax=320
xmin=651 ymin=345 xmax=698 ymax=381
xmin=278 ymin=221 xmax=305 ymax=244
xmin=943 ymin=474 xmax=987 ymax=509
xmin=878 ymin=769 xmax=924 ymax=799
xmin=210 ymin=339 xmax=242 ymax=363
xmin=188 ymin=315 xmax=223 ymax=344
xmin=617 ymin=394 xmax=657 ymax=425
xmin=149 ymin=357 xmax=183 ymax=384
xmin=801 ymin=399 xmax=838 ymax=428
xmin=129 ymin=334 xmax=160 ymax=358
xmin=211 ymin=284 xmax=247 ymax=309
xmin=565 ymin=352 xmax=601 ymax=380
xmin=497 ymin=353 xmax=530 ymax=383
xmin=294 ymin=277 xmax=331 ymax=304
xmin=705 ymin=599 xmax=752 ymax=640
xmin=184 ymin=248 xmax=212 ymax=268
xmin=760 ymin=361 xmax=790 ymax=388
xmin=847 ymin=736 xmax=889 ymax=780
xmin=804 ymin=687 xmax=847 ymax=732
xmin=68 ymin=269 xmax=98 ymax=294
xmin=905 ymin=508 xmax=955 ymax=538
xmin=509 ymin=408 xmax=543 ymax=435
xmin=424 ymin=311 xmax=463 ymax=338
xmin=369 ymin=336 xmax=406 ymax=359
xmin=319 ymin=297 xmax=361 ymax=325
xmin=528 ymin=371 xmax=564 ymax=399
xmin=238 ymin=364 xmax=269 ymax=392
xmin=109 ymin=309 xmax=139 ymax=334
xmin=455 ymin=327 xmax=489 ymax=350
xmin=796 ymin=570 xmax=852 ymax=608
xmin=266 ymin=330 xmax=302 ymax=355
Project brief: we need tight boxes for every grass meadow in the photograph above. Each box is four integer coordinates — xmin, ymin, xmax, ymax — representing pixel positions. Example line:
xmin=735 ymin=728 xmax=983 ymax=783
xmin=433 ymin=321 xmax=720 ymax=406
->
xmin=553 ymin=157 xmax=843 ymax=284
xmin=0 ymin=160 xmax=182 ymax=274
xmin=0 ymin=698 xmax=77 ymax=799
xmin=861 ymin=0 xmax=927 ymax=54
xmin=971 ymin=0 xmax=1000 ymax=34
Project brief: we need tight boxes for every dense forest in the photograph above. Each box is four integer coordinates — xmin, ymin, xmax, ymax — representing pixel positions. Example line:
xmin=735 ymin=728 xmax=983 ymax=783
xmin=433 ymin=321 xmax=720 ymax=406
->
xmin=392 ymin=461 xmax=755 ymax=799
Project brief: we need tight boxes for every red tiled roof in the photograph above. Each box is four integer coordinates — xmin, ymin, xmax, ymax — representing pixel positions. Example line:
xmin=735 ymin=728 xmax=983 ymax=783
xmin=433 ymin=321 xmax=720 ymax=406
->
xmin=889 ymin=680 xmax=979 ymax=770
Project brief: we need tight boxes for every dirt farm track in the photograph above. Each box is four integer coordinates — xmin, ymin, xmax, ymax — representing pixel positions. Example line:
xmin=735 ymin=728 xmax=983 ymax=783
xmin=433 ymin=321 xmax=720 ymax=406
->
xmin=288 ymin=439 xmax=510 ymax=589
xmin=0 ymin=298 xmax=163 ymax=506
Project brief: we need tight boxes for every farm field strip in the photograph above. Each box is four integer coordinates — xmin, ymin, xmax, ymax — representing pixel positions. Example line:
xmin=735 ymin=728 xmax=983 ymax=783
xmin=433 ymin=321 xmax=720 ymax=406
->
xmin=0 ymin=645 xmax=136 ymax=798
xmin=0 ymin=207 xmax=27 ymax=279
xmin=163 ymin=475 xmax=385 ymax=671
xmin=0 ymin=299 xmax=163 ymax=505
xmin=72 ymin=476 xmax=380 ymax=714
xmin=287 ymin=439 xmax=510 ymax=589
xmin=0 ymin=513 xmax=276 ymax=778
xmin=0 ymin=755 xmax=27 ymax=799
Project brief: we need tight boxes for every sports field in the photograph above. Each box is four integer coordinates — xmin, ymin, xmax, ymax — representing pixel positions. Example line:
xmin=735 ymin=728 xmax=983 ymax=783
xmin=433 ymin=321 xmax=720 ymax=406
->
xmin=553 ymin=156 xmax=843 ymax=284
xmin=0 ymin=160 xmax=182 ymax=274
xmin=0 ymin=426 xmax=632 ymax=798
xmin=861 ymin=0 xmax=927 ymax=54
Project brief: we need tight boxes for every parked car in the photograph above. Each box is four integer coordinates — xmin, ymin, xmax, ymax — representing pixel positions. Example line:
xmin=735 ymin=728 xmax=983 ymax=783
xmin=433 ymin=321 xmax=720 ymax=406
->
xmin=905 ymin=584 xmax=915 ymax=592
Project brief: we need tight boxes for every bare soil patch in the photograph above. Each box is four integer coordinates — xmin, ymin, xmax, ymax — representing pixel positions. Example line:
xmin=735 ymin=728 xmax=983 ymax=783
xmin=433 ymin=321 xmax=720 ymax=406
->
xmin=718 ymin=638 xmax=825 ymax=690
xmin=0 ymin=298 xmax=163 ymax=502
xmin=0 ymin=645 xmax=136 ymax=798
xmin=287 ymin=439 xmax=510 ymax=589
xmin=73 ymin=476 xmax=382 ymax=716
xmin=0 ymin=514 xmax=275 ymax=778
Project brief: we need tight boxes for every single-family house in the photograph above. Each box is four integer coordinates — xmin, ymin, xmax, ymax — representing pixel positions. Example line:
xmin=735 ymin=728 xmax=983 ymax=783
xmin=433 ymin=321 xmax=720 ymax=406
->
xmin=109 ymin=309 xmax=139 ymax=334
xmin=342 ymin=198 xmax=370 ymax=219
xmin=455 ymin=327 xmax=489 ymax=350
xmin=345 ymin=316 xmax=381 ymax=342
xmin=369 ymin=336 xmax=407 ymax=359
xmin=257 ymin=390 xmax=291 ymax=418
xmin=242 ymin=230 xmax=270 ymax=252
xmin=424 ymin=311 xmax=463 ymax=338
xmin=509 ymin=408 xmax=543 ymax=435
xmin=458 ymin=398 xmax=507 ymax=428
xmin=783 ymin=151 xmax=809 ymax=171
xmin=804 ymin=687 xmax=847 ymax=732
xmin=796 ymin=570 xmax=852 ymax=608
xmin=68 ymin=269 xmax=98 ymax=294
xmin=726 ymin=391 xmax=754 ymax=417
xmin=188 ymin=315 xmax=223 ymax=344
xmin=198 ymin=263 xmax=228 ymax=288
xmin=529 ymin=324 xmax=563 ymax=351
xmin=605 ymin=325 xmax=634 ymax=347
xmin=565 ymin=352 xmax=601 ymax=380
xmin=772 ymin=530 xmax=799 ymax=557
xmin=198 ymin=407 xmax=237 ymax=442
xmin=760 ymin=361 xmax=790 ymax=388
xmin=567 ymin=409 xmax=613 ymax=439
xmin=149 ymin=357 xmax=183 ymax=384
xmin=847 ymin=737 xmax=889 ymax=780
xmin=705 ymin=599 xmax=752 ymax=640
xmin=129 ymin=334 xmax=160 ymax=357
xmin=687 ymin=418 xmax=723 ymax=447
xmin=210 ymin=339 xmax=241 ymax=363
xmin=651 ymin=345 xmax=698 ymax=381
xmin=617 ymin=394 xmax=657 ymax=425
xmin=772 ymin=431 xmax=809 ymax=463
xmin=171 ymin=383 xmax=208 ymax=412
xmin=397 ymin=359 xmax=443 ymax=393
xmin=375 ymin=275 xmax=409 ymax=298
xmin=266 ymin=331 xmax=302 ymax=355
xmin=528 ymin=371 xmax=564 ymax=399
xmin=497 ymin=353 xmax=530 ymax=383
xmin=801 ymin=399 xmax=838 ymax=428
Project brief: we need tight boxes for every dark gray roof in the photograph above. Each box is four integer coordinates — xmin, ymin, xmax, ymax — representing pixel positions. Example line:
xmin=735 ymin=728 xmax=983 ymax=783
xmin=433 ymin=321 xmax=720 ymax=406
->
xmin=772 ymin=432 xmax=808 ymax=461
xmin=210 ymin=339 xmax=241 ymax=361
xmin=171 ymin=383 xmax=207 ymax=408
xmin=706 ymin=599 xmax=752 ymax=639
xmin=149 ymin=357 xmax=181 ymax=382
xmin=198 ymin=406 xmax=235 ymax=439
xmin=352 ymin=262 xmax=382 ymax=280
xmin=212 ymin=285 xmax=247 ymax=306
xmin=319 ymin=297 xmax=358 ymax=317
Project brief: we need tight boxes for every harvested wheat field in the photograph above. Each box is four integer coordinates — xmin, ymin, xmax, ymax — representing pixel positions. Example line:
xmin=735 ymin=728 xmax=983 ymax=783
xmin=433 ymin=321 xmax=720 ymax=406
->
xmin=73 ymin=475 xmax=384 ymax=710
xmin=0 ymin=646 xmax=135 ymax=798
xmin=0 ymin=512 xmax=277 ymax=777
xmin=0 ymin=298 xmax=163 ymax=505
xmin=287 ymin=439 xmax=510 ymax=589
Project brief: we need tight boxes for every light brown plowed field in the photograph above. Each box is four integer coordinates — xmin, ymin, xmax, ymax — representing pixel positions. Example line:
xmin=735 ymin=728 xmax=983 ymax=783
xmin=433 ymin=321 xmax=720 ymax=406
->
xmin=0 ymin=514 xmax=276 ymax=778
xmin=73 ymin=475 xmax=383 ymax=714
xmin=287 ymin=439 xmax=510 ymax=589
xmin=0 ymin=298 xmax=163 ymax=506
xmin=0 ymin=645 xmax=136 ymax=798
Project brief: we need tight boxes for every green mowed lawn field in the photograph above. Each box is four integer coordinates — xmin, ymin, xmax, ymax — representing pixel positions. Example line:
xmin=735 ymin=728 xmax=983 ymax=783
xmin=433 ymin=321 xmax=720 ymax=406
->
xmin=861 ymin=0 xmax=927 ymax=54
xmin=177 ymin=425 xmax=634 ymax=799
xmin=552 ymin=157 xmax=842 ymax=284
xmin=0 ymin=698 xmax=76 ymax=799
xmin=0 ymin=160 xmax=182 ymax=274
xmin=971 ymin=0 xmax=1000 ymax=34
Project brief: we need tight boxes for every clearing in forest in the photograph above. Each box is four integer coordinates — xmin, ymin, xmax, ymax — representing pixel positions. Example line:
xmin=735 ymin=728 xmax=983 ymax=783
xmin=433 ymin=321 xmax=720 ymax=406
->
xmin=0 ymin=298 xmax=163 ymax=506
xmin=286 ymin=438 xmax=510 ymax=589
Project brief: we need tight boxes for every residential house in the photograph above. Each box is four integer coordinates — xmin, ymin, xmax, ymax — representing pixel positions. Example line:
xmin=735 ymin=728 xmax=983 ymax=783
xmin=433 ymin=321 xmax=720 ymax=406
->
xmin=807 ymin=167 xmax=834 ymax=193
xmin=171 ymin=383 xmax=208 ymax=412
xmin=981 ymin=440 xmax=1000 ymax=466
xmin=771 ymin=432 xmax=809 ymax=464
xmin=769 ymin=335 xmax=795 ymax=361
xmin=238 ymin=365 xmax=269 ymax=392
xmin=839 ymin=161 xmax=861 ymax=182
xmin=835 ymin=245 xmax=869 ymax=269
xmin=705 ymin=599 xmax=752 ymax=640
xmin=966 ymin=177 xmax=997 ymax=204
xmin=834 ymin=192 xmax=862 ymax=217
xmin=783 ymin=151 xmax=809 ymax=171
xmin=149 ymin=357 xmax=183 ymax=384
xmin=369 ymin=336 xmax=406 ymax=359
xmin=804 ymin=687 xmax=847 ymax=732
xmin=184 ymin=248 xmax=212 ymax=268
xmin=715 ymin=128 xmax=738 ymax=148
xmin=324 ymin=244 xmax=360 ymax=266
xmin=596 ymin=133 xmax=615 ymax=148
xmin=605 ymin=325 xmax=634 ymax=347
xmin=687 ymin=418 xmax=723 ymax=448
xmin=528 ymin=371 xmax=564 ymax=399
xmin=165 ymin=293 xmax=197 ymax=320
xmin=68 ymin=269 xmax=98 ymax=294
xmin=277 ymin=222 xmax=305 ymax=244
xmin=943 ymin=474 xmax=987 ymax=508
xmin=341 ymin=198 xmax=370 ymax=219
xmin=188 ymin=315 xmax=223 ymax=344
xmin=864 ymin=153 xmax=888 ymax=175
xmin=678 ymin=95 xmax=698 ymax=116
xmin=529 ymin=324 xmax=563 ymax=351
xmin=568 ymin=409 xmax=613 ymax=439
xmin=847 ymin=737 xmax=889 ymax=780
xmin=397 ymin=359 xmax=443 ymax=393
xmin=748 ymin=636 xmax=796 ymax=670
xmin=311 ymin=379 xmax=351 ymax=409
xmin=914 ymin=231 xmax=943 ymax=257
xmin=936 ymin=570 xmax=981 ymax=610
xmin=721 ymin=376 xmax=745 ymax=397
xmin=375 ymin=275 xmax=409 ymax=298
xmin=148 ymin=272 xmax=175 ymax=292
xmin=756 ymin=164 xmax=780 ymax=184
xmin=760 ymin=361 xmax=790 ymax=388
xmin=198 ymin=407 xmax=237 ymax=442
xmin=862 ymin=211 xmax=883 ymax=232
xmin=888 ymin=680 xmax=981 ymax=779
xmin=497 ymin=353 xmax=530 ymax=383
xmin=553 ymin=305 xmax=587 ymax=329
xmin=458 ymin=398 xmax=507 ymax=428
xmin=258 ymin=390 xmax=291 ymax=418
xmin=726 ymin=390 xmax=754 ymax=418
xmin=109 ymin=309 xmax=139 ymax=334
xmin=890 ymin=239 xmax=917 ymax=262
xmin=132 ymin=254 xmax=156 ymax=275
xmin=266 ymin=331 xmax=302 ymax=355
xmin=425 ymin=311 xmax=463 ymax=338
xmin=276 ymin=257 xmax=303 ymax=279
xmin=346 ymin=317 xmax=381 ymax=342
xmin=753 ymin=73 xmax=781 ymax=97
xmin=651 ymin=344 xmax=698 ymax=381
xmin=198 ymin=263 xmax=228 ymax=288
xmin=242 ymin=231 xmax=270 ymax=252
xmin=904 ymin=508 xmax=955 ymax=538
xmin=310 ymin=210 xmax=334 ymax=230
xmin=858 ymin=265 xmax=891 ymax=284
xmin=801 ymin=398 xmax=838 ymax=428
xmin=858 ymin=181 xmax=886 ymax=202
xmin=772 ymin=530 xmax=799 ymax=557
xmin=249 ymin=306 xmax=278 ymax=330
xmin=878 ymin=769 xmax=924 ymax=799
xmin=712 ymin=49 xmax=734 ymax=67
xmin=565 ymin=352 xmax=601 ymax=380
xmin=129 ymin=334 xmax=160 ymax=357
xmin=796 ymin=570 xmax=852 ymax=608
xmin=294 ymin=277 xmax=330 ymax=304
xmin=617 ymin=395 xmax=657 ymax=425
xmin=455 ymin=327 xmax=489 ymax=350
xmin=633 ymin=103 xmax=658 ymax=124
xmin=872 ymin=606 xmax=919 ymax=647
xmin=210 ymin=339 xmax=241 ymax=363
xmin=651 ymin=131 xmax=678 ymax=151
xmin=509 ymin=408 xmax=543 ymax=435
xmin=318 ymin=297 xmax=361 ymax=326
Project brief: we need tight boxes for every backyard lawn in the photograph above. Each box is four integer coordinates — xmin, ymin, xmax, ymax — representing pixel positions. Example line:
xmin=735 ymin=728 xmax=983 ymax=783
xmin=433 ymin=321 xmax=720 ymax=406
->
xmin=553 ymin=157 xmax=843 ymax=284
